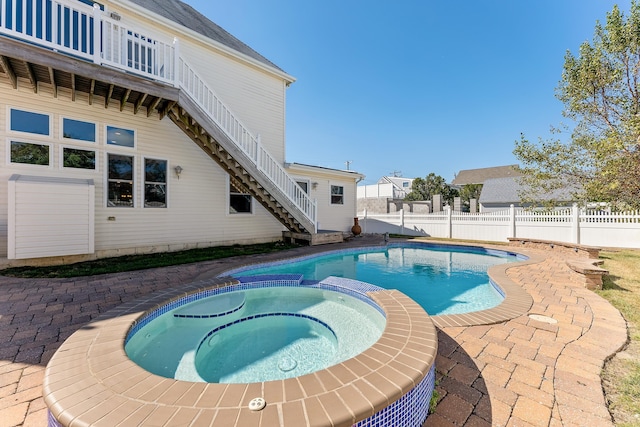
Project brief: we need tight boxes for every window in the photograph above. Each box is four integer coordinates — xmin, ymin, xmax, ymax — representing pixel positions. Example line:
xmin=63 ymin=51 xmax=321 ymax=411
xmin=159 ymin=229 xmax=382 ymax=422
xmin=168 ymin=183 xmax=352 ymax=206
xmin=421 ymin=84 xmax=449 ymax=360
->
xmin=107 ymin=154 xmax=134 ymax=207
xmin=10 ymin=141 xmax=50 ymax=165
xmin=63 ymin=147 xmax=96 ymax=169
xmin=331 ymin=185 xmax=344 ymax=205
xmin=229 ymin=181 xmax=252 ymax=214
xmin=144 ymin=158 xmax=167 ymax=208
xmin=296 ymin=181 xmax=309 ymax=194
xmin=106 ymin=126 xmax=135 ymax=148
xmin=63 ymin=118 xmax=96 ymax=142
xmin=10 ymin=109 xmax=49 ymax=135
xmin=403 ymin=181 xmax=409 ymax=188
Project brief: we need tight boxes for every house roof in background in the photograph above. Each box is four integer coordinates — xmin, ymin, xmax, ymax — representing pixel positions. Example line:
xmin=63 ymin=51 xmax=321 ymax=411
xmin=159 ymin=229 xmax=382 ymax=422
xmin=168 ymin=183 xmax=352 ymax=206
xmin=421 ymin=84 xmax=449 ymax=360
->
xmin=127 ymin=0 xmax=284 ymax=72
xmin=452 ymin=165 xmax=521 ymax=186
xmin=479 ymin=177 xmax=575 ymax=204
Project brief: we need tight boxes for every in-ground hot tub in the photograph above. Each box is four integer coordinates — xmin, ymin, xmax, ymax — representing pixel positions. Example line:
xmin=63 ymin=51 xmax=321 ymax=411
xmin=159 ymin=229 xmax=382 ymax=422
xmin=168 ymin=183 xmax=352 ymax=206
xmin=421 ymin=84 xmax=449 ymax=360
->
xmin=44 ymin=275 xmax=438 ymax=427
xmin=125 ymin=280 xmax=386 ymax=384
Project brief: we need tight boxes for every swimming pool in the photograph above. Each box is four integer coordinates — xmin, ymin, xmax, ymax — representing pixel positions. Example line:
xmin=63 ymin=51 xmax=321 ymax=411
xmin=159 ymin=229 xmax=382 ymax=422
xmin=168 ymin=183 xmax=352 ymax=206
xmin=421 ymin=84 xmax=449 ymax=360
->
xmin=227 ymin=243 xmax=523 ymax=315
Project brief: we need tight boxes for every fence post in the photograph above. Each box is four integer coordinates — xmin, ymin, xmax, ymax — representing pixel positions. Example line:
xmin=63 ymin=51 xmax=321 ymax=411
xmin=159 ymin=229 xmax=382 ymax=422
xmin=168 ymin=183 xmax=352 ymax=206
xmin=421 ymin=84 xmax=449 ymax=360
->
xmin=572 ymin=203 xmax=580 ymax=244
xmin=399 ymin=209 xmax=405 ymax=234
xmin=509 ymin=204 xmax=516 ymax=238
xmin=363 ymin=209 xmax=367 ymax=234
xmin=446 ymin=206 xmax=452 ymax=238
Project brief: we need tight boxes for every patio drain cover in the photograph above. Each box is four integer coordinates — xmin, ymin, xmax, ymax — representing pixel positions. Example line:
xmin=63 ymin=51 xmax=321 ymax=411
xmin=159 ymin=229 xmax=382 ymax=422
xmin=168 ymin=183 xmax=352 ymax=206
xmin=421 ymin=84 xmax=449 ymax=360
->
xmin=528 ymin=314 xmax=558 ymax=324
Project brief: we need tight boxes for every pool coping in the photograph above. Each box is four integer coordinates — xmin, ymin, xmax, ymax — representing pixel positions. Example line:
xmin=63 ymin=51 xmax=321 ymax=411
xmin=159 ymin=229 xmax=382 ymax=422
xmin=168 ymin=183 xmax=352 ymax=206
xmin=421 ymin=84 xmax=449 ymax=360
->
xmin=43 ymin=277 xmax=438 ymax=427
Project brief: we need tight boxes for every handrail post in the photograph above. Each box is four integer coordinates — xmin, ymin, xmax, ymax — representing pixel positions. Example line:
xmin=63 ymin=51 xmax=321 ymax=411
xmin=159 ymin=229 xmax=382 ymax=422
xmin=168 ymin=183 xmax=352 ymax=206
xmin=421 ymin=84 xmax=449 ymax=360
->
xmin=172 ymin=37 xmax=179 ymax=86
xmin=255 ymin=134 xmax=262 ymax=169
xmin=93 ymin=4 xmax=102 ymax=64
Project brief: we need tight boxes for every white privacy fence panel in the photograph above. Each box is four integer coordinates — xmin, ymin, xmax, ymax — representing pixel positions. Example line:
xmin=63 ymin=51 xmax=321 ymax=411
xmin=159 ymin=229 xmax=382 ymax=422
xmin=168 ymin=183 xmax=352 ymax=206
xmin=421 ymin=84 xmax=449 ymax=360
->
xmin=451 ymin=210 xmax=510 ymax=242
xmin=580 ymin=210 xmax=640 ymax=248
xmin=359 ymin=205 xmax=640 ymax=248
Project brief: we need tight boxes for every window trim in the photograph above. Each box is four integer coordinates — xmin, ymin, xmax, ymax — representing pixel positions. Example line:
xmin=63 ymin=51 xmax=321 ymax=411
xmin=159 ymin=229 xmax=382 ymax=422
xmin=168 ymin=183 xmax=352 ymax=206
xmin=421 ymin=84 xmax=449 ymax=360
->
xmin=143 ymin=157 xmax=168 ymax=209
xmin=106 ymin=153 xmax=135 ymax=208
xmin=60 ymin=145 xmax=98 ymax=171
xmin=228 ymin=176 xmax=253 ymax=215
xmin=8 ymin=107 xmax=52 ymax=138
xmin=330 ymin=184 xmax=345 ymax=205
xmin=7 ymin=139 xmax=53 ymax=168
xmin=105 ymin=124 xmax=136 ymax=149
xmin=61 ymin=117 xmax=98 ymax=144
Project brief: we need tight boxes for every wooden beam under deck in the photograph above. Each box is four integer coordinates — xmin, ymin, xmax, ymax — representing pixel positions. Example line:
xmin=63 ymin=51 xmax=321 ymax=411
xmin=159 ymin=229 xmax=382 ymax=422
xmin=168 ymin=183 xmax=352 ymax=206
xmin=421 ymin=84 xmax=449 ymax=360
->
xmin=0 ymin=55 xmax=17 ymax=88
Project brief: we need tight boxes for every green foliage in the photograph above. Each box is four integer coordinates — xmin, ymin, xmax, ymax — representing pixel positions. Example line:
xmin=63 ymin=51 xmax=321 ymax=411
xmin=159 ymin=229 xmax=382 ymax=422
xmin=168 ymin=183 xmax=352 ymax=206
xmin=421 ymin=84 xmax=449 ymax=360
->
xmin=405 ymin=173 xmax=459 ymax=204
xmin=514 ymin=2 xmax=640 ymax=210
xmin=459 ymin=184 xmax=483 ymax=210
xmin=11 ymin=142 xmax=49 ymax=165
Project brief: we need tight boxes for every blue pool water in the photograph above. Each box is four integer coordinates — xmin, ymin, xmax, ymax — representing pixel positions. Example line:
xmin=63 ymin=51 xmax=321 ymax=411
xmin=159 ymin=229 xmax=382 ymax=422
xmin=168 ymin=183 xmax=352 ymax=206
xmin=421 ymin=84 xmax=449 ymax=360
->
xmin=125 ymin=283 xmax=386 ymax=383
xmin=231 ymin=243 xmax=521 ymax=315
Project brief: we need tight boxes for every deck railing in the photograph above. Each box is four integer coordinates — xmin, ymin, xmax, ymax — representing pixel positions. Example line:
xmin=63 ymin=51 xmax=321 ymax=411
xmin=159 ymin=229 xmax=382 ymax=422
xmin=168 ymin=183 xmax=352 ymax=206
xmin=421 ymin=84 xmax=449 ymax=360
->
xmin=0 ymin=0 xmax=317 ymax=231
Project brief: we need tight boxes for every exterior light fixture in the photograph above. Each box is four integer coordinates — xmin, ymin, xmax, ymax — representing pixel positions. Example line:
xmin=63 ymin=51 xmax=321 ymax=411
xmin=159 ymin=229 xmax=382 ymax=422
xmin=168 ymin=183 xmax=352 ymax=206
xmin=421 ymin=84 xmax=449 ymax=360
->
xmin=311 ymin=182 xmax=318 ymax=190
xmin=174 ymin=165 xmax=183 ymax=179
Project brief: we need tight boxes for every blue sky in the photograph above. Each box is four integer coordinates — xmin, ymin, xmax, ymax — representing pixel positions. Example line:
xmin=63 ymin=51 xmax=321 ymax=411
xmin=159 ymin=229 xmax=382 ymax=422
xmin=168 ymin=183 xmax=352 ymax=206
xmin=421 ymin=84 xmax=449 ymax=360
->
xmin=184 ymin=0 xmax=631 ymax=184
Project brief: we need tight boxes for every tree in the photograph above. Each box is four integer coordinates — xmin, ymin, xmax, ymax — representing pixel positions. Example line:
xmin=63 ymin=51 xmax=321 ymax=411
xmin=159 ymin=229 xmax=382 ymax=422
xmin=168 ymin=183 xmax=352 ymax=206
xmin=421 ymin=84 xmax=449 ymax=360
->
xmin=405 ymin=173 xmax=458 ymax=204
xmin=459 ymin=184 xmax=483 ymax=210
xmin=514 ymin=2 xmax=640 ymax=210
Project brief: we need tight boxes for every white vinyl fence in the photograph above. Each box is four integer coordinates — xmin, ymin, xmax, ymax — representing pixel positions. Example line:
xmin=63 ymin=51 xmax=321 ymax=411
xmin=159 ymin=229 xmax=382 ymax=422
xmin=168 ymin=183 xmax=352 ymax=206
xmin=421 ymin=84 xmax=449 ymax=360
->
xmin=359 ymin=205 xmax=640 ymax=249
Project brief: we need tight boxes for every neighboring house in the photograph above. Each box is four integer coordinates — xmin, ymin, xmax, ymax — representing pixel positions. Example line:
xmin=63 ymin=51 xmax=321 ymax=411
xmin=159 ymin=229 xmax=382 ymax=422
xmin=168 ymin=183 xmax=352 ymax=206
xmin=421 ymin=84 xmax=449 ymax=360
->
xmin=479 ymin=177 xmax=575 ymax=212
xmin=0 ymin=0 xmax=360 ymax=264
xmin=357 ymin=176 xmax=432 ymax=214
xmin=451 ymin=164 xmax=521 ymax=187
xmin=357 ymin=176 xmax=413 ymax=200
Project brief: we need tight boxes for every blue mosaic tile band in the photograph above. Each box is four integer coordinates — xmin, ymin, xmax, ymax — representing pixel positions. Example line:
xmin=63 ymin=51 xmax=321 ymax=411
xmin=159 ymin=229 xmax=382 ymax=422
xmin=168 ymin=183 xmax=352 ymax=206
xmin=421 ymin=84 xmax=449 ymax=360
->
xmin=48 ymin=410 xmax=63 ymax=427
xmin=353 ymin=364 xmax=436 ymax=427
xmin=196 ymin=312 xmax=337 ymax=354
xmin=173 ymin=299 xmax=245 ymax=319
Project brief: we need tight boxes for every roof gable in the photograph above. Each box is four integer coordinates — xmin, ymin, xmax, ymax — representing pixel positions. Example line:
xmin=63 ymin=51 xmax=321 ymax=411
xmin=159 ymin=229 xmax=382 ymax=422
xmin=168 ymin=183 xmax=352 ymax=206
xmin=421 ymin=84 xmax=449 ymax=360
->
xmin=127 ymin=0 xmax=283 ymax=72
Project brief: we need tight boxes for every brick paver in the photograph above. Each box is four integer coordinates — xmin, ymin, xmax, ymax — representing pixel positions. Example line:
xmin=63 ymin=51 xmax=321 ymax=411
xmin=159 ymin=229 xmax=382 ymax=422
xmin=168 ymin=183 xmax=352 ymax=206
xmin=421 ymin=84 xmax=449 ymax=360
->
xmin=0 ymin=238 xmax=628 ymax=426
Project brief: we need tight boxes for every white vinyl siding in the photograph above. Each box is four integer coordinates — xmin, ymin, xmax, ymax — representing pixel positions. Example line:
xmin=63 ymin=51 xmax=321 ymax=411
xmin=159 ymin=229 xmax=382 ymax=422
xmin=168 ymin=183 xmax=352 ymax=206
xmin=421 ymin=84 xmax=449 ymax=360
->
xmin=0 ymin=85 xmax=284 ymax=259
xmin=287 ymin=167 xmax=360 ymax=232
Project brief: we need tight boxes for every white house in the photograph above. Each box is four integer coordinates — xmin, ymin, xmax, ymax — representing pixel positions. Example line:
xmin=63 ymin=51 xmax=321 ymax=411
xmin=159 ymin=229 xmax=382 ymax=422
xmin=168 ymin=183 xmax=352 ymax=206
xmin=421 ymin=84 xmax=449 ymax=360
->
xmin=0 ymin=0 xmax=361 ymax=265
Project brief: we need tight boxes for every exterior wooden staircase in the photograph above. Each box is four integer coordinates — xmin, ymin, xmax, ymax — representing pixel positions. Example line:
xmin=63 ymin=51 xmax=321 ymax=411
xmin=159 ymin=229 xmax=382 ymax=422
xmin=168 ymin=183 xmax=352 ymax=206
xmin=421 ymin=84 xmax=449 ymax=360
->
xmin=0 ymin=0 xmax=318 ymax=235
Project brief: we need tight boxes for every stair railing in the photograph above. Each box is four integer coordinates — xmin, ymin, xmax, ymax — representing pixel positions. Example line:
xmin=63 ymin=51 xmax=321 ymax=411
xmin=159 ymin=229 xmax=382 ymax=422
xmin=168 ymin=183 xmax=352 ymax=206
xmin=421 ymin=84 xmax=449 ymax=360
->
xmin=177 ymin=57 xmax=317 ymax=232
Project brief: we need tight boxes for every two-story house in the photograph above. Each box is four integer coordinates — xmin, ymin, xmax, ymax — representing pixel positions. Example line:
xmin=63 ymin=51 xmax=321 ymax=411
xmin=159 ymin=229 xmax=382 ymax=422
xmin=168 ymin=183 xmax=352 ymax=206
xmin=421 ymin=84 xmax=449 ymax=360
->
xmin=0 ymin=0 xmax=362 ymax=265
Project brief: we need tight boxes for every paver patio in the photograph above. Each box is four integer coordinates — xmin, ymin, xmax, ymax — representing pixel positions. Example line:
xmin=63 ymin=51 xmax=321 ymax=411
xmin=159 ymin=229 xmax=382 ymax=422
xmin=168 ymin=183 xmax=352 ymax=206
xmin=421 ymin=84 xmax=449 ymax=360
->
xmin=0 ymin=236 xmax=628 ymax=426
